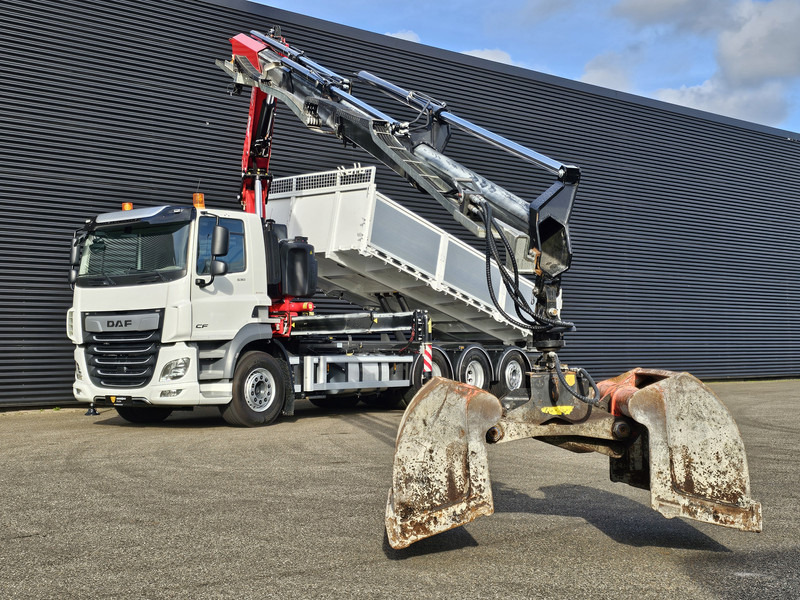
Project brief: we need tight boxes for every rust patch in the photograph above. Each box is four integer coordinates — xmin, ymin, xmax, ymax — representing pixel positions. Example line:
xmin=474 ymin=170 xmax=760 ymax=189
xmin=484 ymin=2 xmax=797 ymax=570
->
xmin=620 ymin=370 xmax=762 ymax=532
xmin=598 ymin=368 xmax=672 ymax=417
xmin=386 ymin=378 xmax=502 ymax=549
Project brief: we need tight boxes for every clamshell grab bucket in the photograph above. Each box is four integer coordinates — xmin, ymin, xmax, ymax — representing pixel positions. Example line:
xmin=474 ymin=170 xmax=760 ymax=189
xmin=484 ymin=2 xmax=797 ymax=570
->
xmin=385 ymin=377 xmax=503 ymax=549
xmin=386 ymin=369 xmax=762 ymax=550
xmin=600 ymin=369 xmax=762 ymax=532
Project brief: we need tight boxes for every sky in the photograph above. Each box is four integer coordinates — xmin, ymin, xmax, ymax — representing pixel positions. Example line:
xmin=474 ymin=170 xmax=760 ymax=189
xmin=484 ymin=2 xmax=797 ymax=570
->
xmin=255 ymin=0 xmax=800 ymax=134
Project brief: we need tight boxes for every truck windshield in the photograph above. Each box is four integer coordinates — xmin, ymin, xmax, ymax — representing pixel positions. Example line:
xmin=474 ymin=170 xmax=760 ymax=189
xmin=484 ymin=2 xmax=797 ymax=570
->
xmin=76 ymin=221 xmax=191 ymax=287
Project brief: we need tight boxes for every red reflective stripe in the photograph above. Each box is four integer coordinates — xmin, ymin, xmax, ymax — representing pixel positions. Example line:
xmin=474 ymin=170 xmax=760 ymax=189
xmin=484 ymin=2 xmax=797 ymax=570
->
xmin=422 ymin=344 xmax=433 ymax=373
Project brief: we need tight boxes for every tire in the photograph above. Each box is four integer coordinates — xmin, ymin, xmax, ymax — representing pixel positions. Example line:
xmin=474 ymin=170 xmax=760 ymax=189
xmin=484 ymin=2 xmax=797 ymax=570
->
xmin=221 ymin=351 xmax=290 ymax=427
xmin=456 ymin=346 xmax=492 ymax=391
xmin=397 ymin=347 xmax=453 ymax=408
xmin=115 ymin=406 xmax=173 ymax=424
xmin=491 ymin=348 xmax=530 ymax=398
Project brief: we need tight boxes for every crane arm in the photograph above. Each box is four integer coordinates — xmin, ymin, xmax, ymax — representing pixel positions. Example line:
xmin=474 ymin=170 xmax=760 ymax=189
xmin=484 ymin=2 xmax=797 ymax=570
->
xmin=217 ymin=29 xmax=578 ymax=279
xmin=218 ymin=28 xmax=584 ymax=342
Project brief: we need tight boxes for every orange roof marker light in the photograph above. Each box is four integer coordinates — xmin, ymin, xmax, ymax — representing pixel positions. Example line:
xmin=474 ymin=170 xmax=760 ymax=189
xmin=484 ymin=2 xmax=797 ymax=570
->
xmin=193 ymin=193 xmax=205 ymax=209
xmin=121 ymin=202 xmax=133 ymax=211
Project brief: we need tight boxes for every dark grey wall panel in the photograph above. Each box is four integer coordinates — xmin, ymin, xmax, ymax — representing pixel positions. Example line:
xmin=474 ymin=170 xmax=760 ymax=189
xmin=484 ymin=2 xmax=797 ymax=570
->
xmin=1 ymin=0 xmax=798 ymax=406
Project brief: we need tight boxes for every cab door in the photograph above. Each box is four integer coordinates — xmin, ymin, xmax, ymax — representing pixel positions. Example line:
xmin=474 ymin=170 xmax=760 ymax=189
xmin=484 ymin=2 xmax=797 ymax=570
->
xmin=191 ymin=215 xmax=259 ymax=341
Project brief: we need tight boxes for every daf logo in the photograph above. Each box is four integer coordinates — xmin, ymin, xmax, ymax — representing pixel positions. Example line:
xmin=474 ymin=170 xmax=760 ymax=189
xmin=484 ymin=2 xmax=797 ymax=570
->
xmin=85 ymin=313 xmax=159 ymax=333
xmin=107 ymin=319 xmax=133 ymax=328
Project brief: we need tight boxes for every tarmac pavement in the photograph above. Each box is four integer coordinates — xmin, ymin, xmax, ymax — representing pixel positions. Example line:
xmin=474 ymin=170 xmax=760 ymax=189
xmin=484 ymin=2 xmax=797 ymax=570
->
xmin=0 ymin=380 xmax=798 ymax=599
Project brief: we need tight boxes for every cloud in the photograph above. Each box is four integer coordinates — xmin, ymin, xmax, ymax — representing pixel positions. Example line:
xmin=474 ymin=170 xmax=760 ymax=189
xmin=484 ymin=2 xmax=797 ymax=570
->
xmin=613 ymin=0 xmax=733 ymax=33
xmin=461 ymin=48 xmax=518 ymax=66
xmin=717 ymin=0 xmax=800 ymax=85
xmin=579 ymin=50 xmax=633 ymax=91
xmin=385 ymin=30 xmax=420 ymax=43
xmin=656 ymin=77 xmax=789 ymax=126
xmin=516 ymin=0 xmax=581 ymax=21
xmin=610 ymin=0 xmax=800 ymax=127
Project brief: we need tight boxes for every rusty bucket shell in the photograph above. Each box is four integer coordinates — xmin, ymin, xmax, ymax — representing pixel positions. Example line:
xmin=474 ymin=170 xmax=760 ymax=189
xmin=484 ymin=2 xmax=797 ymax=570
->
xmin=601 ymin=369 xmax=763 ymax=532
xmin=385 ymin=377 xmax=503 ymax=549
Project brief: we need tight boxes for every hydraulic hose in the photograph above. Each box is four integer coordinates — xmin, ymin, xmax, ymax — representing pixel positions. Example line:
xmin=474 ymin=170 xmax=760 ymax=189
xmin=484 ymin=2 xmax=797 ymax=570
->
xmin=475 ymin=197 xmax=600 ymax=405
xmin=549 ymin=352 xmax=601 ymax=406
xmin=478 ymin=202 xmax=574 ymax=332
xmin=482 ymin=226 xmax=549 ymax=332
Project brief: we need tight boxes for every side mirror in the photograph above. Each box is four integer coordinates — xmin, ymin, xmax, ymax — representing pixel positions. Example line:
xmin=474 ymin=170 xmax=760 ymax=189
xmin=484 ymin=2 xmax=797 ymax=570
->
xmin=69 ymin=235 xmax=82 ymax=286
xmin=69 ymin=243 xmax=80 ymax=266
xmin=210 ymin=259 xmax=228 ymax=277
xmin=196 ymin=224 xmax=229 ymax=288
xmin=211 ymin=225 xmax=229 ymax=257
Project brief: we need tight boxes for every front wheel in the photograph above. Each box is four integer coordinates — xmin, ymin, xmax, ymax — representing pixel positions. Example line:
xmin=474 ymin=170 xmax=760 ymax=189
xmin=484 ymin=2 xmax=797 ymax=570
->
xmin=221 ymin=351 xmax=290 ymax=427
xmin=115 ymin=406 xmax=173 ymax=424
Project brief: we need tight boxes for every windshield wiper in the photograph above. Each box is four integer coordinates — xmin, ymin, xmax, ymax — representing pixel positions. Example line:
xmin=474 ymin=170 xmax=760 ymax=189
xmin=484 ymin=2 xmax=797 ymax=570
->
xmin=123 ymin=269 xmax=169 ymax=283
xmin=80 ymin=274 xmax=116 ymax=286
xmin=138 ymin=272 xmax=168 ymax=283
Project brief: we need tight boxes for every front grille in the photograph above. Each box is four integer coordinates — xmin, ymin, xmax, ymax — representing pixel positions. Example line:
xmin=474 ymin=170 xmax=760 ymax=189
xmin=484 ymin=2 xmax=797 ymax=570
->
xmin=83 ymin=314 xmax=162 ymax=388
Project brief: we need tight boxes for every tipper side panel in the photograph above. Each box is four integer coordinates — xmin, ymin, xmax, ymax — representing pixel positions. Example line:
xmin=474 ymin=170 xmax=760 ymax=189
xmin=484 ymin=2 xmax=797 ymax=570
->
xmin=267 ymin=167 xmax=535 ymax=343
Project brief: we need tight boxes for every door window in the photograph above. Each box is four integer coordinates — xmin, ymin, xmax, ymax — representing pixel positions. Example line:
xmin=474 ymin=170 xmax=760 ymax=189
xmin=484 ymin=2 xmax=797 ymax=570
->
xmin=196 ymin=217 xmax=246 ymax=274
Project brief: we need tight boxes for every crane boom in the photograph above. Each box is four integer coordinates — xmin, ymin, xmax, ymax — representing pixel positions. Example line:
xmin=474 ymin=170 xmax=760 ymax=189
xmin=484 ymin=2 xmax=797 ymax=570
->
xmin=217 ymin=28 xmax=578 ymax=283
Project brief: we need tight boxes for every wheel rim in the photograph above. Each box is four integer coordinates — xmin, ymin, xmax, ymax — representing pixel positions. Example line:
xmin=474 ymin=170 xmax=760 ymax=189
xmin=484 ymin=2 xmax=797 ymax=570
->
xmin=244 ymin=368 xmax=276 ymax=412
xmin=464 ymin=359 xmax=486 ymax=388
xmin=432 ymin=362 xmax=444 ymax=377
xmin=504 ymin=359 xmax=523 ymax=390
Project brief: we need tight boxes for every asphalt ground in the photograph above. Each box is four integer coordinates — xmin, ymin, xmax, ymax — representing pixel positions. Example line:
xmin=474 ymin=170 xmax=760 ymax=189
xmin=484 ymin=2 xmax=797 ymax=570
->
xmin=1 ymin=380 xmax=798 ymax=600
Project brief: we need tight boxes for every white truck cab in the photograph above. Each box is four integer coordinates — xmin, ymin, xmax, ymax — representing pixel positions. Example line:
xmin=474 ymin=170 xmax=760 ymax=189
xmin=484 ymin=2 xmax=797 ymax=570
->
xmin=67 ymin=203 xmax=277 ymax=416
xmin=67 ymin=168 xmax=534 ymax=426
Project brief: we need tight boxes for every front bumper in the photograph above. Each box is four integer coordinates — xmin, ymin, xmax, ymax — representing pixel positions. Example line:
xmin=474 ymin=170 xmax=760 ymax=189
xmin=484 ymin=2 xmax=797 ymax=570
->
xmin=72 ymin=342 xmax=220 ymax=406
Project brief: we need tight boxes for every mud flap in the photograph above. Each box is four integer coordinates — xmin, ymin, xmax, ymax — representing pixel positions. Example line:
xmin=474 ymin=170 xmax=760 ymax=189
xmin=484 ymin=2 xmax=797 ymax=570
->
xmin=602 ymin=369 xmax=762 ymax=532
xmin=385 ymin=377 xmax=503 ymax=549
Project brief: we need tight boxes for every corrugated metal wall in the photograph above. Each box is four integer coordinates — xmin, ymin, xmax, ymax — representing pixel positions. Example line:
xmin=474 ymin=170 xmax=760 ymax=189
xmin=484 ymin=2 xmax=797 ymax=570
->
xmin=1 ymin=0 xmax=798 ymax=406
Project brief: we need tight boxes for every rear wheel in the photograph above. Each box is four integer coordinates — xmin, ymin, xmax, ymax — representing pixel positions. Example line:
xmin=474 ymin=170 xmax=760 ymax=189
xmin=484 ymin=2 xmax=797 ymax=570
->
xmin=221 ymin=351 xmax=289 ymax=427
xmin=114 ymin=406 xmax=172 ymax=424
xmin=456 ymin=346 xmax=492 ymax=391
xmin=491 ymin=348 xmax=530 ymax=398
xmin=398 ymin=347 xmax=453 ymax=408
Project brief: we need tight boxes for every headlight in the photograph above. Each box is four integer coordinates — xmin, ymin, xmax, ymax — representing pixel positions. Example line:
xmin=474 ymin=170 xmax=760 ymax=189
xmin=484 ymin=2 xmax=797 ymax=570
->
xmin=160 ymin=357 xmax=190 ymax=382
xmin=75 ymin=361 xmax=83 ymax=381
